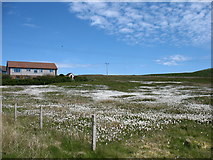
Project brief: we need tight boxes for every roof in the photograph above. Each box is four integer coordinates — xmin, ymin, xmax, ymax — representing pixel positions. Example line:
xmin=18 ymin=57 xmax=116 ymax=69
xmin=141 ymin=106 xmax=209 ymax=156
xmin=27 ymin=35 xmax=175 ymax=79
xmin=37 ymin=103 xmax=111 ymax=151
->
xmin=7 ymin=61 xmax=57 ymax=69
xmin=0 ymin=66 xmax=6 ymax=71
xmin=67 ymin=73 xmax=74 ymax=75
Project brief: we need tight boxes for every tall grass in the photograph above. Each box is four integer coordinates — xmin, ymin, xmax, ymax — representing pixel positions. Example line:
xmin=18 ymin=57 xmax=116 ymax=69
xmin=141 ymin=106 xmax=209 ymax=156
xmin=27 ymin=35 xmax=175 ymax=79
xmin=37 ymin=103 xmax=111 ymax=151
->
xmin=3 ymin=113 xmax=212 ymax=158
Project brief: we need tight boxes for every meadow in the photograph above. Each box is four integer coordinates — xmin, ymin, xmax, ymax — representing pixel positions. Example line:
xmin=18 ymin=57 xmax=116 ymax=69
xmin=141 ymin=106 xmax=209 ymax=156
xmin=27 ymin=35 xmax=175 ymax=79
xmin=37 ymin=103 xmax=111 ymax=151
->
xmin=2 ymin=75 xmax=212 ymax=158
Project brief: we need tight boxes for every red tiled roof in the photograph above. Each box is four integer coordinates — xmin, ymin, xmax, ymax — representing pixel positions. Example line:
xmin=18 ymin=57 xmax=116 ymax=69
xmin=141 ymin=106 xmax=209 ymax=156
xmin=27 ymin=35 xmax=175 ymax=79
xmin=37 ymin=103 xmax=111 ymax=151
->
xmin=7 ymin=61 xmax=57 ymax=69
xmin=0 ymin=66 xmax=6 ymax=71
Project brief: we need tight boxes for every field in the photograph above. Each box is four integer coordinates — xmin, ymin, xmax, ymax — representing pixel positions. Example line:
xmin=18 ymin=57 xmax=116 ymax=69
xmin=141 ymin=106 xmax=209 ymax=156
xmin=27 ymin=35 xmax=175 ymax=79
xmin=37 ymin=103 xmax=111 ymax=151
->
xmin=2 ymin=75 xmax=212 ymax=158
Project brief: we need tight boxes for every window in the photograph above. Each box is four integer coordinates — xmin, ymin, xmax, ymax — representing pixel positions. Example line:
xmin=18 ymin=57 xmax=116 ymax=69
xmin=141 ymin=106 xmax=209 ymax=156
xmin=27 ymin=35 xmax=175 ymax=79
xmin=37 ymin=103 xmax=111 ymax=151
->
xmin=40 ymin=69 xmax=43 ymax=72
xmin=34 ymin=69 xmax=38 ymax=73
xmin=50 ymin=69 xmax=53 ymax=73
xmin=14 ymin=68 xmax=21 ymax=72
xmin=26 ymin=69 xmax=31 ymax=72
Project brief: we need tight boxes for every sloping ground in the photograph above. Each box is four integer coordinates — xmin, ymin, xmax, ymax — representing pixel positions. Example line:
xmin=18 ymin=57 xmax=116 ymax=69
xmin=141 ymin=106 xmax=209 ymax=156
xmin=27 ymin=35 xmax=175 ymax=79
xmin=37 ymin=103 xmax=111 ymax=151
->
xmin=144 ymin=68 xmax=212 ymax=77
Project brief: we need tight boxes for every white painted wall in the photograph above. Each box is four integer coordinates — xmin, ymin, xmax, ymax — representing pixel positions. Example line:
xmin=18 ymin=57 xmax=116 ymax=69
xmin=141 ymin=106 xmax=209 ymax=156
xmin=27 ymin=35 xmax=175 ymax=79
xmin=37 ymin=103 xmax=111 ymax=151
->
xmin=9 ymin=68 xmax=57 ymax=76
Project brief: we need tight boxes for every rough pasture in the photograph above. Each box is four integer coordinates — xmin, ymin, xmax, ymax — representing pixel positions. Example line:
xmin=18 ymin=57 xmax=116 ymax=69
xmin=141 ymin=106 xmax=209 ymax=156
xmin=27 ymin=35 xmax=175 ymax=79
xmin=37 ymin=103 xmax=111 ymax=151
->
xmin=2 ymin=76 xmax=212 ymax=158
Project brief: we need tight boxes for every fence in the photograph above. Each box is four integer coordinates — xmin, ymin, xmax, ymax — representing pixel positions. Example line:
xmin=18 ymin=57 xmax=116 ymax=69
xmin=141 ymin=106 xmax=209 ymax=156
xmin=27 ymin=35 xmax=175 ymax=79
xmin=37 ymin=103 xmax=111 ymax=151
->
xmin=12 ymin=103 xmax=97 ymax=151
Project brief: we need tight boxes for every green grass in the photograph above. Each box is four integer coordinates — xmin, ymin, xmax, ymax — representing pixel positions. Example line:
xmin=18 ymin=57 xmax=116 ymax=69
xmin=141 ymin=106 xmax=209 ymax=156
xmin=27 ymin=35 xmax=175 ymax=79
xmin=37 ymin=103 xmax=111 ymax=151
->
xmin=2 ymin=114 xmax=134 ymax=158
xmin=112 ymin=95 xmax=135 ymax=98
xmin=131 ymin=98 xmax=156 ymax=102
xmin=56 ymin=76 xmax=145 ymax=92
xmin=2 ymin=87 xmax=25 ymax=92
xmin=2 ymin=73 xmax=212 ymax=158
xmin=182 ymin=96 xmax=212 ymax=105
xmin=56 ymin=74 xmax=211 ymax=93
xmin=135 ymin=120 xmax=212 ymax=158
xmin=145 ymin=68 xmax=212 ymax=77
xmin=44 ymin=94 xmax=93 ymax=104
xmin=3 ymin=113 xmax=212 ymax=158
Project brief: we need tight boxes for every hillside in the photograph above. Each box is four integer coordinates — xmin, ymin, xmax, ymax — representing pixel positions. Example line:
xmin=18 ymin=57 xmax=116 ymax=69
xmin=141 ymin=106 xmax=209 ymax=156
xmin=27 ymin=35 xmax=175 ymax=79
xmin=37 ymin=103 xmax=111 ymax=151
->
xmin=145 ymin=68 xmax=212 ymax=77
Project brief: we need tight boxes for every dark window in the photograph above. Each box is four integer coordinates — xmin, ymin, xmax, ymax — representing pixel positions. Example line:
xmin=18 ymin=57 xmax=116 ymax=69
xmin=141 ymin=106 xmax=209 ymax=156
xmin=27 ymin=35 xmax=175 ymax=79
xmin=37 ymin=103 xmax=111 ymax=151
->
xmin=26 ymin=69 xmax=31 ymax=72
xmin=14 ymin=68 xmax=21 ymax=72
xmin=50 ymin=69 xmax=53 ymax=72
xmin=40 ymin=69 xmax=43 ymax=72
xmin=34 ymin=69 xmax=38 ymax=73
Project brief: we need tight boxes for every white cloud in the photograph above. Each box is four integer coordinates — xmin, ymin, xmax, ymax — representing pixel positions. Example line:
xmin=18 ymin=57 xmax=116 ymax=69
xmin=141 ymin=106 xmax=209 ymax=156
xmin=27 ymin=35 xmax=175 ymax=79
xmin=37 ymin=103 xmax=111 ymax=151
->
xmin=155 ymin=55 xmax=189 ymax=66
xmin=57 ymin=63 xmax=92 ymax=68
xmin=119 ymin=28 xmax=133 ymax=33
xmin=22 ymin=23 xmax=39 ymax=28
xmin=102 ymin=10 xmax=120 ymax=18
xmin=69 ymin=2 xmax=211 ymax=47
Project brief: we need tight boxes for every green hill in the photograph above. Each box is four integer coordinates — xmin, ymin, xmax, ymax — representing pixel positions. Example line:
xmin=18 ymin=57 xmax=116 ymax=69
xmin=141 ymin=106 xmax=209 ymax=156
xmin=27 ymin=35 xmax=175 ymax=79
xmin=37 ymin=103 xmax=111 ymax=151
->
xmin=145 ymin=68 xmax=212 ymax=77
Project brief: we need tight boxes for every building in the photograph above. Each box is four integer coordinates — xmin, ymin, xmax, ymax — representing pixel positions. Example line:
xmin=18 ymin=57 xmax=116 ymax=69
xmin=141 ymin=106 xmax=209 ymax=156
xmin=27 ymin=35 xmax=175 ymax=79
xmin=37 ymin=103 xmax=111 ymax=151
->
xmin=0 ymin=66 xmax=7 ymax=74
xmin=7 ymin=61 xmax=57 ymax=79
xmin=66 ymin=73 xmax=75 ymax=80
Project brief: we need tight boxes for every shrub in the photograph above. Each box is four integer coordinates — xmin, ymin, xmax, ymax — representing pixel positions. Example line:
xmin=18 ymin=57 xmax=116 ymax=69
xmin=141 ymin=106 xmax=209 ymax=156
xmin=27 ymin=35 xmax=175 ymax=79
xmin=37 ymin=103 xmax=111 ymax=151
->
xmin=74 ymin=76 xmax=88 ymax=82
xmin=2 ymin=74 xmax=11 ymax=80
xmin=2 ymin=75 xmax=88 ymax=85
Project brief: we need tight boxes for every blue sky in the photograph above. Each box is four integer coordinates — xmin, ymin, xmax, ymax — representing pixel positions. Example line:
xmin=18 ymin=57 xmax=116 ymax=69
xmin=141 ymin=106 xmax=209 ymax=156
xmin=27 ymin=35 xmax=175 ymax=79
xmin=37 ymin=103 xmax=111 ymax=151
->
xmin=2 ymin=2 xmax=211 ymax=75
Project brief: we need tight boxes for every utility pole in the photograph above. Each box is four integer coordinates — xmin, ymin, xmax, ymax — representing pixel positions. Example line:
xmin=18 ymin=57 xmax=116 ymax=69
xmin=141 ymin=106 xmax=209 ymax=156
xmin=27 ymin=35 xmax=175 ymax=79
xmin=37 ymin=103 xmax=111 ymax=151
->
xmin=105 ymin=62 xmax=109 ymax=76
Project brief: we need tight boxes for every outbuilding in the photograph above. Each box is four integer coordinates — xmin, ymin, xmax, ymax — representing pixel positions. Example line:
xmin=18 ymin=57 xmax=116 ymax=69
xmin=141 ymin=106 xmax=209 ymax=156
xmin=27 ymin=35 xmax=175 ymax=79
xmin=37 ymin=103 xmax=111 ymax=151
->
xmin=66 ymin=73 xmax=75 ymax=80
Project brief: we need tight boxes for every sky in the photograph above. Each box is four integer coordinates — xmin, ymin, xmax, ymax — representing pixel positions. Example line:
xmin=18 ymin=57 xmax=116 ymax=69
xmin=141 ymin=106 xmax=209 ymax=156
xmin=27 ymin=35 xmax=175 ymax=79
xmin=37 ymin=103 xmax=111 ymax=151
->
xmin=2 ymin=1 xmax=211 ymax=75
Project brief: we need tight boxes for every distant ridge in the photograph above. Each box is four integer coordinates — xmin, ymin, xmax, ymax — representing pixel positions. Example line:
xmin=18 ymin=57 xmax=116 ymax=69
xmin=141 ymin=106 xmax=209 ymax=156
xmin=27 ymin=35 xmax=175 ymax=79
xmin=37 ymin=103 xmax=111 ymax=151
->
xmin=144 ymin=68 xmax=212 ymax=77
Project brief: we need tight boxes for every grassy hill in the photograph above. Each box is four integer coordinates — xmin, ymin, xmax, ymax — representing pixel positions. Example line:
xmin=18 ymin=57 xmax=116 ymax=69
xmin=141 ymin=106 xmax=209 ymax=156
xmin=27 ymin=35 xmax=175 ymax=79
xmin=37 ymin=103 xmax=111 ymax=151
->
xmin=145 ymin=68 xmax=212 ymax=77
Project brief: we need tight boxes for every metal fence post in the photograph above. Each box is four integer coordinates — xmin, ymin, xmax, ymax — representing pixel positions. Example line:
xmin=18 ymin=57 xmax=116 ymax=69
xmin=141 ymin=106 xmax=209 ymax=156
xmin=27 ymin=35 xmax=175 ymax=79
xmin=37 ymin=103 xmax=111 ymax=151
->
xmin=40 ymin=105 xmax=43 ymax=129
xmin=92 ymin=114 xmax=96 ymax=151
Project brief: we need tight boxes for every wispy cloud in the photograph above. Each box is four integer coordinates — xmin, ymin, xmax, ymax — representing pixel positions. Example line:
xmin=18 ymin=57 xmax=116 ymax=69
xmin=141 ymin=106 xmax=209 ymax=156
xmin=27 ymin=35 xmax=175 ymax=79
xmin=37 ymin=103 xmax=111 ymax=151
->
xmin=25 ymin=17 xmax=32 ymax=22
xmin=7 ymin=10 xmax=15 ymax=15
xmin=69 ymin=2 xmax=211 ymax=46
xmin=155 ymin=55 xmax=189 ymax=66
xmin=22 ymin=23 xmax=39 ymax=28
xmin=57 ymin=63 xmax=92 ymax=68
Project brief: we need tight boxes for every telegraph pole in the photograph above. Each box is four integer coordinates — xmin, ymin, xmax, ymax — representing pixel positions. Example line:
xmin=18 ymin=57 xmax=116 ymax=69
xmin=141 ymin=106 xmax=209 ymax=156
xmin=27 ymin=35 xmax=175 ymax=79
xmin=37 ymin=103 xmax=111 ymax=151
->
xmin=105 ymin=62 xmax=109 ymax=75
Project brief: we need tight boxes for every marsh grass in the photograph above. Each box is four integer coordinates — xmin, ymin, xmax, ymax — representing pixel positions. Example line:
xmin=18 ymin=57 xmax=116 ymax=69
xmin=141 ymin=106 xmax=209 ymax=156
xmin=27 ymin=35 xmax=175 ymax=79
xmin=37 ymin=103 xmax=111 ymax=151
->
xmin=129 ymin=120 xmax=212 ymax=158
xmin=112 ymin=95 xmax=135 ymax=98
xmin=2 ymin=113 xmax=136 ymax=158
xmin=2 ymin=109 xmax=212 ymax=158
xmin=44 ymin=93 xmax=93 ymax=104
xmin=131 ymin=98 xmax=156 ymax=102
xmin=2 ymin=87 xmax=25 ymax=92
xmin=2 ymin=75 xmax=212 ymax=158
xmin=183 ymin=96 xmax=212 ymax=105
xmin=57 ymin=77 xmax=142 ymax=92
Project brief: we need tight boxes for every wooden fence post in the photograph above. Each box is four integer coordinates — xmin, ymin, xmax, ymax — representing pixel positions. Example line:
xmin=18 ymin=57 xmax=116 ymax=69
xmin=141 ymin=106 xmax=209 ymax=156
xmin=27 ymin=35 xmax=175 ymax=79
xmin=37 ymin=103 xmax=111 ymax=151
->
xmin=14 ymin=103 xmax=17 ymax=121
xmin=0 ymin=100 xmax=2 ymax=113
xmin=92 ymin=114 xmax=96 ymax=151
xmin=40 ymin=105 xmax=43 ymax=129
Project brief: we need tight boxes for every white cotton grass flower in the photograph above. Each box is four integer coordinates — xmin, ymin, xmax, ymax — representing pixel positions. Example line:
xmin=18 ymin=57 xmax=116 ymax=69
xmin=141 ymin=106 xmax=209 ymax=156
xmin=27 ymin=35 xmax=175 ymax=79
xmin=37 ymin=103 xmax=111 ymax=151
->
xmin=2 ymin=82 xmax=211 ymax=143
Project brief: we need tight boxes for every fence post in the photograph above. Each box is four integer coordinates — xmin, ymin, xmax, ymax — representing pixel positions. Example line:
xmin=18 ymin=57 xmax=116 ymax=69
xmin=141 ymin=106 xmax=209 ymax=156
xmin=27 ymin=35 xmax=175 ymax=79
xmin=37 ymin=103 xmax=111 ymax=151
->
xmin=40 ymin=105 xmax=43 ymax=129
xmin=14 ymin=103 xmax=17 ymax=121
xmin=92 ymin=114 xmax=96 ymax=151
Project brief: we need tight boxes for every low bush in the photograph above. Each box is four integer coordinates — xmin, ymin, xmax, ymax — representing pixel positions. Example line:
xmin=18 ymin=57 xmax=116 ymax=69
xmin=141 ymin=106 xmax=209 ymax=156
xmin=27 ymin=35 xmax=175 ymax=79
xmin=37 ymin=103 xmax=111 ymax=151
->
xmin=2 ymin=74 xmax=11 ymax=80
xmin=2 ymin=75 xmax=88 ymax=85
xmin=74 ymin=76 xmax=88 ymax=82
